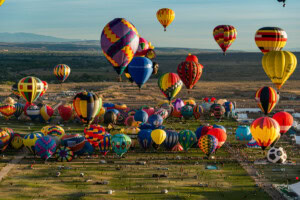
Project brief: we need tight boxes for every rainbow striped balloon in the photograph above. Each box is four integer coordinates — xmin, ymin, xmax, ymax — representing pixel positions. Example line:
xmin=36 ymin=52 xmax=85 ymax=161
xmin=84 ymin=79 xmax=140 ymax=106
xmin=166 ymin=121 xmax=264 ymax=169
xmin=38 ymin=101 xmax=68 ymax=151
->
xmin=158 ymin=73 xmax=182 ymax=101
xmin=54 ymin=64 xmax=71 ymax=83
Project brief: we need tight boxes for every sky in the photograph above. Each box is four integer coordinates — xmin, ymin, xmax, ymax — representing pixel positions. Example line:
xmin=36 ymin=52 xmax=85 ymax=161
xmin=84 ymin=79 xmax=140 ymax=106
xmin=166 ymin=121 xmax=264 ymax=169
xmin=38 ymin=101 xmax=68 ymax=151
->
xmin=0 ymin=0 xmax=299 ymax=51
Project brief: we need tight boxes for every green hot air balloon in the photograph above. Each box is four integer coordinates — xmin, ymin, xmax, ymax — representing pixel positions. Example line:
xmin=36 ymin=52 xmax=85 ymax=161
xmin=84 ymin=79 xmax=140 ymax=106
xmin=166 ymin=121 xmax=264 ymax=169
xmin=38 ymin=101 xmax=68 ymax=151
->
xmin=178 ymin=130 xmax=197 ymax=151
xmin=111 ymin=134 xmax=132 ymax=156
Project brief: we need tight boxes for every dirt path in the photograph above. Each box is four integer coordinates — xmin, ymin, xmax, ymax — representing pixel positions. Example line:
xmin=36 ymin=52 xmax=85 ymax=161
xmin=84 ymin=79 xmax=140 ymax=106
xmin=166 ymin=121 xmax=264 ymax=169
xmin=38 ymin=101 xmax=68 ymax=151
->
xmin=225 ymin=144 xmax=285 ymax=200
xmin=0 ymin=152 xmax=27 ymax=181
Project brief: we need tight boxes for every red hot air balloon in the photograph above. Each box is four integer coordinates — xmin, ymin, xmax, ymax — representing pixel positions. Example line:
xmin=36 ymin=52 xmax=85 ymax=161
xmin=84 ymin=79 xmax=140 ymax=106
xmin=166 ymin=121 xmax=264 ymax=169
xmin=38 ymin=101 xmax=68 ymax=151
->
xmin=272 ymin=111 xmax=293 ymax=135
xmin=58 ymin=104 xmax=73 ymax=122
xmin=177 ymin=61 xmax=203 ymax=90
xmin=207 ymin=128 xmax=227 ymax=149
xmin=185 ymin=53 xmax=199 ymax=63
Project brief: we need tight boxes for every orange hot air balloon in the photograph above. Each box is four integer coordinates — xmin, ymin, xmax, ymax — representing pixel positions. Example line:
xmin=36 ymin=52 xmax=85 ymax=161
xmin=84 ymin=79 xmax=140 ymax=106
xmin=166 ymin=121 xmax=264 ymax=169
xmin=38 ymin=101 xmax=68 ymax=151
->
xmin=272 ymin=111 xmax=293 ymax=135
xmin=207 ymin=128 xmax=227 ymax=149
xmin=156 ymin=8 xmax=175 ymax=31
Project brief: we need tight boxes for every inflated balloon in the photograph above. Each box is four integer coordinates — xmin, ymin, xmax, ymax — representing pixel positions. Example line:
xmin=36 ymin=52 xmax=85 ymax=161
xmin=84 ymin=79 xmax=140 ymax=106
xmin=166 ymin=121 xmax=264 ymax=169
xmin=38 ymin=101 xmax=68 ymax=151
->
xmin=193 ymin=105 xmax=204 ymax=119
xmin=134 ymin=110 xmax=148 ymax=123
xmin=128 ymin=57 xmax=153 ymax=89
xmin=186 ymin=53 xmax=199 ymax=63
xmin=171 ymin=143 xmax=184 ymax=152
xmin=35 ymin=136 xmax=56 ymax=160
xmin=262 ymin=51 xmax=297 ymax=90
xmin=0 ymin=104 xmax=16 ymax=120
xmin=184 ymin=99 xmax=196 ymax=106
xmin=0 ymin=129 xmax=10 ymax=152
xmin=156 ymin=8 xmax=175 ymax=31
xmin=18 ymin=76 xmax=44 ymax=104
xmin=158 ymin=73 xmax=182 ymax=102
xmin=54 ymin=64 xmax=71 ymax=83
xmin=23 ymin=132 xmax=44 ymax=154
xmin=99 ymin=133 xmax=111 ymax=156
xmin=212 ymin=104 xmax=225 ymax=121
xmin=272 ymin=111 xmax=293 ymax=135
xmin=73 ymin=92 xmax=102 ymax=125
xmin=178 ymin=130 xmax=197 ymax=151
xmin=177 ymin=61 xmax=203 ymax=90
xmin=180 ymin=105 xmax=194 ymax=120
xmin=142 ymin=106 xmax=155 ymax=117
xmin=198 ymin=135 xmax=218 ymax=157
xmin=11 ymin=83 xmax=20 ymax=99
xmin=111 ymin=134 xmax=132 ymax=156
xmin=117 ymin=110 xmax=128 ymax=125
xmin=76 ymin=141 xmax=94 ymax=156
xmin=26 ymin=105 xmax=40 ymax=121
xmin=163 ymin=130 xmax=179 ymax=150
xmin=172 ymin=98 xmax=184 ymax=118
xmin=58 ymin=104 xmax=73 ymax=121
xmin=224 ymin=101 xmax=235 ymax=115
xmin=160 ymin=103 xmax=173 ymax=117
xmin=250 ymin=117 xmax=280 ymax=150
xmin=104 ymin=110 xmax=117 ymax=125
xmin=135 ymin=37 xmax=155 ymax=58
xmin=0 ymin=0 xmax=5 ymax=7
xmin=84 ymin=125 xmax=106 ymax=148
xmin=46 ymin=125 xmax=65 ymax=139
xmin=11 ymin=133 xmax=23 ymax=150
xmin=213 ymin=25 xmax=237 ymax=55
xmin=40 ymin=125 xmax=50 ymax=135
xmin=255 ymin=27 xmax=287 ymax=54
xmin=255 ymin=87 xmax=278 ymax=115
xmin=154 ymin=108 xmax=168 ymax=120
xmin=101 ymin=18 xmax=139 ymax=76
xmin=14 ymin=103 xmax=24 ymax=119
xmin=138 ymin=129 xmax=153 ymax=150
xmin=207 ymin=128 xmax=227 ymax=149
xmin=195 ymin=125 xmax=213 ymax=140
xmin=54 ymin=146 xmax=74 ymax=162
xmin=148 ymin=114 xmax=163 ymax=127
xmin=40 ymin=81 xmax=48 ymax=97
xmin=40 ymin=104 xmax=54 ymax=122
xmin=61 ymin=134 xmax=86 ymax=154
xmin=151 ymin=129 xmax=166 ymax=145
xmin=235 ymin=125 xmax=252 ymax=144
xmin=200 ymin=102 xmax=212 ymax=113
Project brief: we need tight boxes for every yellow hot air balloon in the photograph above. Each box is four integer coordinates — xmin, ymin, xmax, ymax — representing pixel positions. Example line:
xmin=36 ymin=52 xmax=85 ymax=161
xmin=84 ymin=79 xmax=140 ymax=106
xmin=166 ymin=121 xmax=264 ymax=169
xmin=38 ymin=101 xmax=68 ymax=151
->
xmin=262 ymin=51 xmax=297 ymax=90
xmin=250 ymin=117 xmax=280 ymax=150
xmin=0 ymin=0 xmax=6 ymax=6
xmin=156 ymin=8 xmax=175 ymax=31
xmin=151 ymin=129 xmax=166 ymax=145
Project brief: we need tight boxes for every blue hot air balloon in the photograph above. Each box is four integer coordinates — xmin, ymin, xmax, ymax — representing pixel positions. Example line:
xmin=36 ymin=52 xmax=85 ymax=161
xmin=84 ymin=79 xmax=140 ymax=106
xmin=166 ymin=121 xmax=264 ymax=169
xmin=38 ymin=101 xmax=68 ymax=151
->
xmin=99 ymin=133 xmax=111 ymax=156
xmin=128 ymin=57 xmax=153 ymax=89
xmin=235 ymin=125 xmax=252 ymax=144
xmin=14 ymin=103 xmax=24 ymax=118
xmin=148 ymin=114 xmax=163 ymax=128
xmin=134 ymin=110 xmax=148 ymax=123
xmin=163 ymin=130 xmax=179 ymax=150
xmin=137 ymin=129 xmax=153 ymax=150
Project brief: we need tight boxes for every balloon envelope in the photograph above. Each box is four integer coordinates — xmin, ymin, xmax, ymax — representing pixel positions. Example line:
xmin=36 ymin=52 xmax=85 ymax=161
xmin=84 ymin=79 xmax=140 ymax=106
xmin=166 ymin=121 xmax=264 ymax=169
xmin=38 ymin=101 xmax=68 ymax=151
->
xmin=163 ymin=130 xmax=179 ymax=150
xmin=111 ymin=134 xmax=132 ymax=156
xmin=255 ymin=87 xmax=278 ymax=115
xmin=178 ymin=130 xmax=197 ymax=151
xmin=35 ymin=136 xmax=56 ymax=160
xmin=213 ymin=25 xmax=237 ymax=54
xmin=272 ymin=111 xmax=293 ymax=135
xmin=151 ymin=129 xmax=166 ymax=145
xmin=158 ymin=73 xmax=182 ymax=101
xmin=138 ymin=129 xmax=153 ymax=150
xmin=177 ymin=61 xmax=203 ymax=89
xmin=18 ymin=76 xmax=44 ymax=104
xmin=198 ymin=135 xmax=218 ymax=156
xmin=128 ymin=57 xmax=153 ymax=88
xmin=54 ymin=64 xmax=71 ymax=83
xmin=156 ymin=8 xmax=175 ymax=31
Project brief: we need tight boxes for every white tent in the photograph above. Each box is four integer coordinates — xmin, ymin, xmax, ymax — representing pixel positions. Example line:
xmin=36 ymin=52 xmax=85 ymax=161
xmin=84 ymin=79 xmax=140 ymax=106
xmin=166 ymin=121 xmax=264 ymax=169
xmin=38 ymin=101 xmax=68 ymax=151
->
xmin=289 ymin=182 xmax=300 ymax=197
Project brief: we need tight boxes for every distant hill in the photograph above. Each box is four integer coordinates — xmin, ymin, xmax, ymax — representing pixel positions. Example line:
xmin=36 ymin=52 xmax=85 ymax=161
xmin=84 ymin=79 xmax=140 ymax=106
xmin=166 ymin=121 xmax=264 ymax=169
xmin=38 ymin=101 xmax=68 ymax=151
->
xmin=0 ymin=32 xmax=80 ymax=43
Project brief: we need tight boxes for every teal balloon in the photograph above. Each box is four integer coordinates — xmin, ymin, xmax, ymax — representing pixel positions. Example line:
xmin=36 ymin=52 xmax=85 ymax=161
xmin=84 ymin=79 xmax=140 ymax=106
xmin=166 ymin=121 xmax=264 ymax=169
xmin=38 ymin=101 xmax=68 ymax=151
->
xmin=236 ymin=125 xmax=252 ymax=143
xmin=178 ymin=130 xmax=197 ymax=151
xmin=14 ymin=103 xmax=24 ymax=118
xmin=128 ymin=57 xmax=153 ymax=89
xmin=111 ymin=134 xmax=132 ymax=156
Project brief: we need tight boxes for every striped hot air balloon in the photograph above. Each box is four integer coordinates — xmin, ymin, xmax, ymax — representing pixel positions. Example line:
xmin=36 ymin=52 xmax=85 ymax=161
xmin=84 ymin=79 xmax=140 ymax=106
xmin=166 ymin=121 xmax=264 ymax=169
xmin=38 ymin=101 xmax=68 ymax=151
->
xmin=213 ymin=25 xmax=237 ymax=55
xmin=0 ymin=104 xmax=16 ymax=120
xmin=255 ymin=87 xmax=278 ymax=115
xmin=255 ymin=27 xmax=287 ymax=54
xmin=53 ymin=64 xmax=71 ymax=83
xmin=84 ymin=124 xmax=106 ymax=148
xmin=14 ymin=103 xmax=24 ymax=118
xmin=198 ymin=134 xmax=218 ymax=157
xmin=46 ymin=125 xmax=65 ymax=139
xmin=177 ymin=61 xmax=203 ymax=90
xmin=18 ymin=76 xmax=44 ymax=104
xmin=99 ymin=133 xmax=111 ymax=156
xmin=40 ymin=104 xmax=54 ymax=122
xmin=158 ymin=73 xmax=182 ymax=102
xmin=54 ymin=146 xmax=74 ymax=162
xmin=0 ymin=129 xmax=10 ymax=152
xmin=163 ymin=130 xmax=179 ymax=150
xmin=156 ymin=8 xmax=175 ymax=31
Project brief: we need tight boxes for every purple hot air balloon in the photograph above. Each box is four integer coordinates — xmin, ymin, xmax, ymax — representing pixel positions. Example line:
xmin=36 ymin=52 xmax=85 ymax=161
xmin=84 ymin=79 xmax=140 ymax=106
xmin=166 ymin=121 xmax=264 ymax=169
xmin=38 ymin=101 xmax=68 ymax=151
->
xmin=100 ymin=18 xmax=139 ymax=76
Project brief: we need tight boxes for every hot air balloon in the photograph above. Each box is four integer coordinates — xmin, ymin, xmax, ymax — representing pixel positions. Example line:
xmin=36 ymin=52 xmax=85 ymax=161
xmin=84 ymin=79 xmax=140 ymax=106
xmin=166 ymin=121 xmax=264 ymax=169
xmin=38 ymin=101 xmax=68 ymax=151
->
xmin=54 ymin=146 xmax=74 ymax=162
xmin=186 ymin=53 xmax=199 ymax=63
xmin=151 ymin=129 xmax=166 ymax=145
xmin=193 ymin=105 xmax=204 ymax=119
xmin=255 ymin=87 xmax=278 ymax=115
xmin=11 ymin=84 xmax=20 ymax=99
xmin=207 ymin=128 xmax=227 ymax=149
xmin=23 ymin=132 xmax=44 ymax=155
xmin=116 ymin=110 xmax=128 ymax=125
xmin=255 ymin=27 xmax=287 ymax=54
xmin=195 ymin=125 xmax=213 ymax=140
xmin=142 ymin=106 xmax=155 ymax=117
xmin=128 ymin=57 xmax=153 ymax=89
xmin=172 ymin=143 xmax=184 ymax=152
xmin=18 ymin=76 xmax=44 ymax=104
xmin=277 ymin=0 xmax=286 ymax=7
xmin=0 ymin=104 xmax=16 ymax=120
xmin=178 ymin=130 xmax=197 ymax=151
xmin=104 ymin=110 xmax=117 ymax=125
xmin=134 ymin=110 xmax=148 ymax=123
xmin=111 ymin=134 xmax=132 ymax=156
xmin=73 ymin=92 xmax=102 ymax=125
xmin=213 ymin=25 xmax=237 ymax=55
xmin=137 ymin=129 xmax=153 ymax=150
xmin=262 ymin=51 xmax=297 ymax=90
xmin=198 ymin=135 xmax=218 ymax=157
xmin=212 ymin=104 xmax=225 ymax=121
xmin=76 ymin=141 xmax=94 ymax=156
xmin=46 ymin=125 xmax=65 ymax=138
xmin=61 ymin=134 xmax=86 ymax=155
xmin=0 ymin=0 xmax=6 ymax=6
xmin=154 ymin=108 xmax=169 ymax=120
xmin=40 ymin=81 xmax=48 ymax=97
xmin=246 ymin=139 xmax=260 ymax=148
xmin=11 ymin=133 xmax=23 ymax=150
xmin=180 ymin=105 xmax=194 ymax=120
xmin=54 ymin=64 xmax=71 ymax=83
xmin=25 ymin=105 xmax=40 ymax=121
xmin=163 ymin=130 xmax=179 ymax=150
xmin=99 ymin=133 xmax=111 ymax=156
xmin=177 ymin=61 xmax=203 ymax=90
xmin=250 ymin=117 xmax=280 ymax=150
xmin=156 ymin=8 xmax=175 ymax=31
xmin=135 ymin=37 xmax=155 ymax=59
xmin=224 ymin=101 xmax=235 ymax=117
xmin=158 ymin=73 xmax=182 ymax=102
xmin=235 ymin=125 xmax=252 ymax=144
xmin=84 ymin=125 xmax=106 ymax=148
xmin=100 ymin=18 xmax=139 ymax=76
xmin=40 ymin=104 xmax=54 ymax=122
xmin=35 ymin=136 xmax=56 ymax=160
xmin=58 ymin=104 xmax=73 ymax=121
xmin=14 ymin=103 xmax=24 ymax=119
xmin=0 ymin=129 xmax=10 ymax=152
xmin=172 ymin=98 xmax=184 ymax=118
xmin=272 ymin=111 xmax=293 ymax=135
xmin=148 ymin=114 xmax=163 ymax=128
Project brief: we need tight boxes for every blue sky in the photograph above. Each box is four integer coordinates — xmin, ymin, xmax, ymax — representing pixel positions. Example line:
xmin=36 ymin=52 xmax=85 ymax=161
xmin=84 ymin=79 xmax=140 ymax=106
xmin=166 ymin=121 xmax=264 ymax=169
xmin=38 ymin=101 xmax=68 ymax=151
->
xmin=0 ymin=0 xmax=299 ymax=50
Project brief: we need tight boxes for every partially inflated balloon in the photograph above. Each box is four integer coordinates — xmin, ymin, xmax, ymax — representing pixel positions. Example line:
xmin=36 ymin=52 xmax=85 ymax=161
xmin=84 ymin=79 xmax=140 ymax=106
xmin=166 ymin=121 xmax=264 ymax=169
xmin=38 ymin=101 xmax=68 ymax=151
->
xmin=250 ymin=117 xmax=280 ymax=150
xmin=262 ymin=51 xmax=297 ymax=90
xmin=235 ymin=125 xmax=252 ymax=144
xmin=111 ymin=134 xmax=132 ymax=156
xmin=128 ymin=57 xmax=153 ymax=89
xmin=156 ymin=8 xmax=175 ymax=31
xmin=14 ymin=103 xmax=24 ymax=118
xmin=177 ymin=61 xmax=203 ymax=89
xmin=255 ymin=27 xmax=287 ymax=54
xmin=40 ymin=104 xmax=54 ymax=122
xmin=54 ymin=146 xmax=74 ymax=162
xmin=99 ymin=133 xmax=111 ymax=156
xmin=46 ymin=125 xmax=65 ymax=139
xmin=101 ymin=18 xmax=139 ymax=76
xmin=18 ymin=76 xmax=44 ymax=104
xmin=0 ymin=129 xmax=10 ymax=152
xmin=151 ymin=129 xmax=166 ymax=145
xmin=158 ymin=73 xmax=182 ymax=101
xmin=163 ymin=130 xmax=179 ymax=150
xmin=26 ymin=105 xmax=40 ymax=121
xmin=54 ymin=64 xmax=71 ymax=83
xmin=73 ymin=92 xmax=102 ymax=125
xmin=272 ymin=111 xmax=293 ymax=135
xmin=213 ymin=25 xmax=237 ymax=55
xmin=40 ymin=81 xmax=48 ymax=97
xmin=255 ymin=87 xmax=278 ymax=115
xmin=137 ymin=129 xmax=153 ymax=150
xmin=178 ymin=130 xmax=197 ymax=151
xmin=198 ymin=135 xmax=218 ymax=157
xmin=23 ymin=132 xmax=44 ymax=155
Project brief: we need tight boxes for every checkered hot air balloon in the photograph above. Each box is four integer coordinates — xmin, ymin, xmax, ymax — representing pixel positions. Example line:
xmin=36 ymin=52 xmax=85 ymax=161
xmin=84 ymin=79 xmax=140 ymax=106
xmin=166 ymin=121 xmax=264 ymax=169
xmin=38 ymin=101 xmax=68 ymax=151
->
xmin=53 ymin=64 xmax=71 ymax=83
xmin=100 ymin=18 xmax=139 ymax=76
xmin=177 ymin=61 xmax=203 ymax=90
xmin=198 ymin=134 xmax=218 ymax=157
xmin=178 ymin=130 xmax=197 ymax=151
xmin=255 ymin=87 xmax=278 ymax=115
xmin=84 ymin=124 xmax=106 ymax=148
xmin=35 ymin=136 xmax=56 ymax=161
xmin=156 ymin=8 xmax=175 ymax=31
xmin=158 ymin=73 xmax=182 ymax=102
xmin=18 ymin=76 xmax=44 ymax=104
xmin=213 ymin=25 xmax=237 ymax=55
xmin=54 ymin=146 xmax=74 ymax=162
